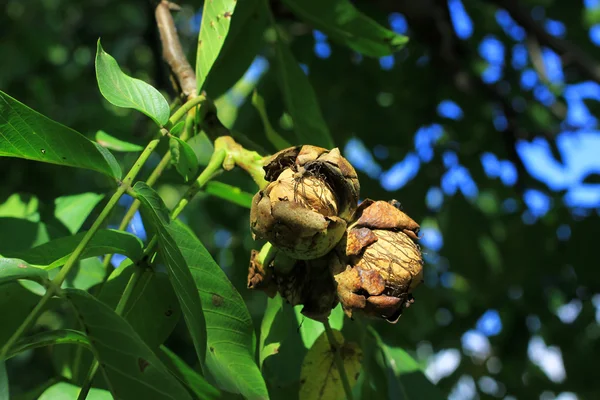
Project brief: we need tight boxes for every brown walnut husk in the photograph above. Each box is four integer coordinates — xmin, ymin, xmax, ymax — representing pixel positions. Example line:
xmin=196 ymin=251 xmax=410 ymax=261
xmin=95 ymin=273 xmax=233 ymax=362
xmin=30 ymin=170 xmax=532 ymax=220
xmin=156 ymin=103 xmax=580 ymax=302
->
xmin=247 ymin=249 xmax=338 ymax=322
xmin=250 ymin=145 xmax=360 ymax=260
xmin=331 ymin=199 xmax=424 ymax=323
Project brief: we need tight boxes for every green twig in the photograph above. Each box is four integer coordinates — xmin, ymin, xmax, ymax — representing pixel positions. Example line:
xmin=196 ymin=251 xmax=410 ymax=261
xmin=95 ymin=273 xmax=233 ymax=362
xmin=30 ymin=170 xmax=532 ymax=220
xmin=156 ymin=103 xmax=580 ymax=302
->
xmin=323 ymin=320 xmax=354 ymax=400
xmin=0 ymin=139 xmax=161 ymax=361
xmin=165 ymin=95 xmax=206 ymax=130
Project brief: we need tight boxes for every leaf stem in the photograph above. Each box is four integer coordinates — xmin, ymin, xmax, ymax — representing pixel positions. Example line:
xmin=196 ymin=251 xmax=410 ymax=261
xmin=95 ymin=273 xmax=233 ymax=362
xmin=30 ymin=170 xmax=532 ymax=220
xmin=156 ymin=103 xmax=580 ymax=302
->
xmin=165 ymin=95 xmax=206 ymax=130
xmin=0 ymin=139 xmax=161 ymax=361
xmin=323 ymin=320 xmax=354 ymax=400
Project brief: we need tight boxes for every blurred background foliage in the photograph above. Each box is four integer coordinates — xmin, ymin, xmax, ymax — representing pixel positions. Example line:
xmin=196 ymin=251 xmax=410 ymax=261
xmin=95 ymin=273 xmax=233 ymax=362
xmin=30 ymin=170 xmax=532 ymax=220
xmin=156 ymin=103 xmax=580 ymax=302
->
xmin=1 ymin=0 xmax=599 ymax=399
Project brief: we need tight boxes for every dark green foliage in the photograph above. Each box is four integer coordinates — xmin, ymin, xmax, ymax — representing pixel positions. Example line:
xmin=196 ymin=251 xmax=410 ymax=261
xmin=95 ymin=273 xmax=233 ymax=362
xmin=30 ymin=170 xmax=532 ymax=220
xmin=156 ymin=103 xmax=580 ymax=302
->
xmin=0 ymin=0 xmax=597 ymax=399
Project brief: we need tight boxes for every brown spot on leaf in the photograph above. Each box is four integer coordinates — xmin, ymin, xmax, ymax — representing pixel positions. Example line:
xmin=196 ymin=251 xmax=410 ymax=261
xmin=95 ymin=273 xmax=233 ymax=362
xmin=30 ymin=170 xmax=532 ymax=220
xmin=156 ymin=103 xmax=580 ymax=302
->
xmin=164 ymin=308 xmax=173 ymax=317
xmin=209 ymin=346 xmax=215 ymax=353
xmin=138 ymin=358 xmax=149 ymax=373
xmin=224 ymin=11 xmax=232 ymax=18
xmin=17 ymin=263 xmax=27 ymax=269
xmin=211 ymin=293 xmax=224 ymax=307
xmin=41 ymin=149 xmax=46 ymax=154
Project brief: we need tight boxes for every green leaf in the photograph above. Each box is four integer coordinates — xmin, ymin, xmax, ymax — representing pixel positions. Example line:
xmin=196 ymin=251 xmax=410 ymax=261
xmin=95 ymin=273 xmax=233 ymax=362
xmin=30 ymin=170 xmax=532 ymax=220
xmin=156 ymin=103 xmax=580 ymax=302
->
xmin=158 ymin=345 xmax=223 ymax=400
xmin=4 ymin=229 xmax=143 ymax=271
xmin=204 ymin=0 xmax=267 ymax=98
xmin=259 ymin=295 xmax=284 ymax=368
xmin=61 ymin=256 xmax=105 ymax=291
xmin=281 ymin=0 xmax=408 ymax=57
xmin=134 ymin=182 xmax=208 ymax=371
xmin=170 ymin=120 xmax=186 ymax=137
xmin=299 ymin=329 xmax=362 ymax=400
xmin=266 ymin=13 xmax=334 ymax=148
xmin=0 ymin=360 xmax=7 ymax=400
xmin=196 ymin=0 xmax=238 ymax=92
xmin=0 ymin=218 xmax=53 ymax=254
xmin=370 ymin=328 xmax=444 ymax=399
xmin=169 ymin=220 xmax=269 ymax=399
xmin=65 ymin=288 xmax=192 ymax=400
xmin=0 ymin=283 xmax=44 ymax=350
xmin=0 ymin=194 xmax=39 ymax=220
xmin=55 ymin=192 xmax=105 ymax=234
xmin=95 ymin=40 xmax=170 ymax=126
xmin=0 ymin=258 xmax=49 ymax=286
xmin=170 ymin=136 xmax=199 ymax=182
xmin=0 ymin=90 xmax=121 ymax=179
xmin=39 ymin=382 xmax=112 ymax=400
xmin=96 ymin=130 xmax=144 ymax=152
xmin=260 ymin=296 xmax=309 ymax=387
xmin=204 ymin=181 xmax=253 ymax=209
xmin=294 ymin=303 xmax=344 ymax=349
xmin=8 ymin=329 xmax=90 ymax=359
xmin=98 ymin=261 xmax=182 ymax=349
xmin=187 ymin=133 xmax=214 ymax=166
xmin=251 ymin=90 xmax=291 ymax=150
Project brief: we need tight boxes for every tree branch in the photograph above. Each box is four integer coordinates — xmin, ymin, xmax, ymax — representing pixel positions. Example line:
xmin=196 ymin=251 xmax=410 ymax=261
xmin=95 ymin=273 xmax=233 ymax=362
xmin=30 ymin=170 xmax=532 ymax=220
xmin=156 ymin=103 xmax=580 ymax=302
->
xmin=488 ymin=0 xmax=600 ymax=84
xmin=155 ymin=0 xmax=197 ymax=99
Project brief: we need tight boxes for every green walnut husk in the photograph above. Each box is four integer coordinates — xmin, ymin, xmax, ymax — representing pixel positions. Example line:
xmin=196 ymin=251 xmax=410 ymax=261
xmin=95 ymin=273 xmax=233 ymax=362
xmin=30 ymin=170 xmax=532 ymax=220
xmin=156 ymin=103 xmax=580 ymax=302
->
xmin=331 ymin=199 xmax=423 ymax=323
xmin=250 ymin=145 xmax=360 ymax=260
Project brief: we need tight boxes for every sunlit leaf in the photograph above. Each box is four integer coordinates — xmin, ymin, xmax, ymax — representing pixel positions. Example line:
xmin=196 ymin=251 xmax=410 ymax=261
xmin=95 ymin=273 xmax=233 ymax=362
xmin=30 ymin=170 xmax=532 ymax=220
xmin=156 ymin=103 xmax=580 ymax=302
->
xmin=294 ymin=303 xmax=344 ymax=349
xmin=96 ymin=130 xmax=144 ymax=152
xmin=204 ymin=181 xmax=253 ymax=208
xmin=55 ymin=192 xmax=105 ymax=234
xmin=196 ymin=0 xmax=238 ymax=92
xmin=169 ymin=220 xmax=269 ymax=399
xmin=299 ymin=329 xmax=362 ymax=400
xmin=65 ymin=289 xmax=192 ymax=399
xmin=95 ymin=40 xmax=170 ymax=126
xmin=260 ymin=296 xmax=309 ymax=387
xmin=134 ymin=182 xmax=208 ymax=371
xmin=0 ymin=194 xmax=39 ymax=220
xmin=281 ymin=0 xmax=408 ymax=57
xmin=0 ymin=258 xmax=49 ymax=286
xmin=3 ymin=229 xmax=143 ymax=271
xmin=266 ymin=13 xmax=334 ymax=148
xmin=0 ymin=91 xmax=121 ymax=179
xmin=204 ymin=0 xmax=267 ymax=98
xmin=170 ymin=136 xmax=199 ymax=182
xmin=158 ymin=345 xmax=223 ymax=400
xmin=38 ymin=382 xmax=112 ymax=400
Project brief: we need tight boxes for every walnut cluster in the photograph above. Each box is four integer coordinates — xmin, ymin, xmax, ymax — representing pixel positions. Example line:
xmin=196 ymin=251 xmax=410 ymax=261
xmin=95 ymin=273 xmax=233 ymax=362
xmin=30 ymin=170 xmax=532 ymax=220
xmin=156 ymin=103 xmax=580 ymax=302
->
xmin=248 ymin=145 xmax=424 ymax=323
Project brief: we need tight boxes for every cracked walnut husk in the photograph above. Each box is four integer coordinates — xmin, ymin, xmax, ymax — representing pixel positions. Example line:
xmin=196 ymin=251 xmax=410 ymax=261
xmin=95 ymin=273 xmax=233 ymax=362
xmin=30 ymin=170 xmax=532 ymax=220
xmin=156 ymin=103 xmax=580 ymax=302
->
xmin=331 ymin=199 xmax=424 ymax=323
xmin=250 ymin=145 xmax=360 ymax=260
